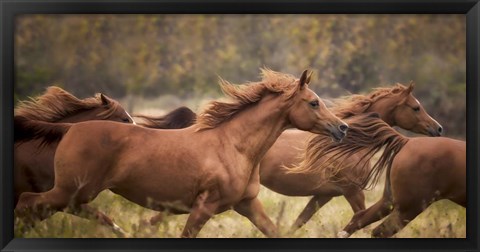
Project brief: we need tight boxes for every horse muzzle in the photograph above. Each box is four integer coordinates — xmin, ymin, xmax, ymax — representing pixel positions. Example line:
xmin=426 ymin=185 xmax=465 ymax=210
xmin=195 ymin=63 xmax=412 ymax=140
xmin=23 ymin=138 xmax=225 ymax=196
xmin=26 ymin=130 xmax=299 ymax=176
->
xmin=426 ymin=125 xmax=443 ymax=137
xmin=330 ymin=123 xmax=349 ymax=142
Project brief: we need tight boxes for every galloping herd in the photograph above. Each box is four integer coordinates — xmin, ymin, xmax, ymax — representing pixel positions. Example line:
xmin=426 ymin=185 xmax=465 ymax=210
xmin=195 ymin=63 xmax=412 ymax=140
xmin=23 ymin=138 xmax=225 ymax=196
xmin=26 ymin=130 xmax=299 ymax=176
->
xmin=14 ymin=68 xmax=466 ymax=238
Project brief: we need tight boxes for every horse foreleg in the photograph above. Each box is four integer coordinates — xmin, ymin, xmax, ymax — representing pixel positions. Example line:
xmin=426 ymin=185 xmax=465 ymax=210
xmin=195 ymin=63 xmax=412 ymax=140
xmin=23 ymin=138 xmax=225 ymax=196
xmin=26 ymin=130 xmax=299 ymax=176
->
xmin=181 ymin=191 xmax=218 ymax=238
xmin=338 ymin=196 xmax=393 ymax=238
xmin=290 ymin=195 xmax=332 ymax=232
xmin=371 ymin=207 xmax=422 ymax=238
xmin=234 ymin=197 xmax=278 ymax=237
xmin=64 ymin=204 xmax=126 ymax=237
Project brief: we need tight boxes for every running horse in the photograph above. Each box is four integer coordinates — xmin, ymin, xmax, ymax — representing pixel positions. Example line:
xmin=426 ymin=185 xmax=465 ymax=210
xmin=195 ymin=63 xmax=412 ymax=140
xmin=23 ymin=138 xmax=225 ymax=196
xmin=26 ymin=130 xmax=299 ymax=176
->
xmin=259 ymin=82 xmax=442 ymax=232
xmin=14 ymin=69 xmax=349 ymax=238
xmin=306 ymin=114 xmax=465 ymax=238
xmin=141 ymin=83 xmax=443 ymax=229
xmin=14 ymin=86 xmax=135 ymax=235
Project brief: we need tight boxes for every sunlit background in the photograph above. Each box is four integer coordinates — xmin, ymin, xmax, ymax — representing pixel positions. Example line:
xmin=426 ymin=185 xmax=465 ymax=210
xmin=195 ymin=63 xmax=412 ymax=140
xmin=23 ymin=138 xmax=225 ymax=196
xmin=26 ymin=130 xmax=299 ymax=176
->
xmin=14 ymin=14 xmax=466 ymax=238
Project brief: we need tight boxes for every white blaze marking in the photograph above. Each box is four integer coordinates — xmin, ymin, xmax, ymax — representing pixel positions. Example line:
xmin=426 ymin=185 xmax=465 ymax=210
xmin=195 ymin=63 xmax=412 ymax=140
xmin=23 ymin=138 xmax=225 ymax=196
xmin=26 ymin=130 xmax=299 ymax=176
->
xmin=416 ymin=98 xmax=441 ymax=128
xmin=414 ymin=98 xmax=420 ymax=107
xmin=126 ymin=111 xmax=136 ymax=125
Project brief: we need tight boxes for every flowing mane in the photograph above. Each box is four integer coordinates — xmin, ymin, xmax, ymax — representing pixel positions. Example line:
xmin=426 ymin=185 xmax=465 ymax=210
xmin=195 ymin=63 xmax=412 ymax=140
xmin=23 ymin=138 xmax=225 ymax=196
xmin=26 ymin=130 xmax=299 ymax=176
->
xmin=331 ymin=83 xmax=412 ymax=118
xmin=288 ymin=113 xmax=409 ymax=190
xmin=15 ymin=86 xmax=120 ymax=122
xmin=195 ymin=68 xmax=301 ymax=131
xmin=135 ymin=106 xmax=197 ymax=129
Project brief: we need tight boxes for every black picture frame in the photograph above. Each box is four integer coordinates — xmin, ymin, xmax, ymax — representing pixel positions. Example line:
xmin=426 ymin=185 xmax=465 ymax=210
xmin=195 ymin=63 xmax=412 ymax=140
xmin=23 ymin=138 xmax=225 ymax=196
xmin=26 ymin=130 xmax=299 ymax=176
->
xmin=1 ymin=0 xmax=479 ymax=251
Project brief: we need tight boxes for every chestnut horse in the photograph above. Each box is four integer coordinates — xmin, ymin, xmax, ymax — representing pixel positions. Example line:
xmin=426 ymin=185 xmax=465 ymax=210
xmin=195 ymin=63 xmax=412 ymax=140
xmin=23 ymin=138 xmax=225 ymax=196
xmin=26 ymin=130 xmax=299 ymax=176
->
xmin=15 ymin=69 xmax=348 ymax=238
xmin=14 ymin=86 xmax=135 ymax=235
xmin=305 ymin=115 xmax=465 ymax=238
xmin=141 ymin=83 xmax=443 ymax=229
xmin=259 ymin=83 xmax=442 ymax=231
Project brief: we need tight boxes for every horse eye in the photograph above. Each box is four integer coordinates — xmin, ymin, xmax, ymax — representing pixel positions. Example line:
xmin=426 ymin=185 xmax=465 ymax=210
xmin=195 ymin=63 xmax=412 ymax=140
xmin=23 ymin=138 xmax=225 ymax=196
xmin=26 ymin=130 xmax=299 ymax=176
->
xmin=309 ymin=100 xmax=319 ymax=108
xmin=122 ymin=118 xmax=130 ymax=122
xmin=413 ymin=107 xmax=420 ymax=112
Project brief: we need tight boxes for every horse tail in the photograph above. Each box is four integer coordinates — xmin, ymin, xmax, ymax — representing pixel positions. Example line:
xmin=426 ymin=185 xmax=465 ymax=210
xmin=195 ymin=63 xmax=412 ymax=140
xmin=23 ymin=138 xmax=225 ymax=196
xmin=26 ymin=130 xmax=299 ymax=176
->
xmin=14 ymin=115 xmax=71 ymax=146
xmin=134 ymin=106 xmax=196 ymax=129
xmin=382 ymin=162 xmax=393 ymax=201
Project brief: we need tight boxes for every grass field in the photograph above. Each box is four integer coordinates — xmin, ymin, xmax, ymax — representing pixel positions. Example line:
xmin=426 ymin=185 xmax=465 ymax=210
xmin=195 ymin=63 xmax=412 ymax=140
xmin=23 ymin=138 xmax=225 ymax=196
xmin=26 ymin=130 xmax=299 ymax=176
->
xmin=15 ymin=177 xmax=466 ymax=238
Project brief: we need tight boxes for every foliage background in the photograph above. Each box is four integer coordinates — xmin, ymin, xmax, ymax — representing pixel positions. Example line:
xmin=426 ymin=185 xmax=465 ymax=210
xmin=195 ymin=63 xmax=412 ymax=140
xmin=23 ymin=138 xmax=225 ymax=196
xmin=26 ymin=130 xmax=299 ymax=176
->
xmin=15 ymin=14 xmax=466 ymax=139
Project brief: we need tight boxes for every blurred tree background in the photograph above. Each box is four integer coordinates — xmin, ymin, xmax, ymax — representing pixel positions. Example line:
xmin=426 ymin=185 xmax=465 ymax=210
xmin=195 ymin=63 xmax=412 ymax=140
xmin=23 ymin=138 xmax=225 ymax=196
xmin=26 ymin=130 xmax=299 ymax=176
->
xmin=14 ymin=14 xmax=465 ymax=139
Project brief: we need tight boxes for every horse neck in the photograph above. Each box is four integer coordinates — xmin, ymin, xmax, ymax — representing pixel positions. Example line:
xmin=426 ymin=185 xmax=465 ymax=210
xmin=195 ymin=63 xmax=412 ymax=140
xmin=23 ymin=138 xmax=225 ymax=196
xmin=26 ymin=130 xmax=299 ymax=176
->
xmin=56 ymin=108 xmax=101 ymax=123
xmin=219 ymin=94 xmax=290 ymax=163
xmin=365 ymin=97 xmax=398 ymax=126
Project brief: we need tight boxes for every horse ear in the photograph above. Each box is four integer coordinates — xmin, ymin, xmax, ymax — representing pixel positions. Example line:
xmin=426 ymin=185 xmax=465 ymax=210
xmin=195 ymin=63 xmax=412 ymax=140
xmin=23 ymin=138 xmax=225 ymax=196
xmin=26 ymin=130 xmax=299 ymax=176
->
xmin=306 ymin=71 xmax=313 ymax=84
xmin=406 ymin=80 xmax=415 ymax=94
xmin=100 ymin=93 xmax=112 ymax=106
xmin=299 ymin=69 xmax=310 ymax=89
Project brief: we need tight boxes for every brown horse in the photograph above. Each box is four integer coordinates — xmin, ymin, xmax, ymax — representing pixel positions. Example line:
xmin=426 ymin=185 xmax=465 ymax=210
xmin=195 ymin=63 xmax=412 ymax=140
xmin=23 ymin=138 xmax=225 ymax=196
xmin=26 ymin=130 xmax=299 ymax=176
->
xmin=134 ymin=106 xmax=196 ymax=129
xmin=259 ymin=82 xmax=442 ymax=232
xmin=142 ymin=83 xmax=443 ymax=228
xmin=304 ymin=114 xmax=465 ymax=238
xmin=14 ymin=69 xmax=349 ymax=238
xmin=14 ymin=86 xmax=135 ymax=235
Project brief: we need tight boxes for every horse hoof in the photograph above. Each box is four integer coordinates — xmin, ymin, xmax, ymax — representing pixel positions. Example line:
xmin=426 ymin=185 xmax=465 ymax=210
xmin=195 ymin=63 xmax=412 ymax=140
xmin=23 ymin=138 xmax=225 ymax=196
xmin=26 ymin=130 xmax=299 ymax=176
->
xmin=112 ymin=223 xmax=128 ymax=238
xmin=337 ymin=231 xmax=350 ymax=238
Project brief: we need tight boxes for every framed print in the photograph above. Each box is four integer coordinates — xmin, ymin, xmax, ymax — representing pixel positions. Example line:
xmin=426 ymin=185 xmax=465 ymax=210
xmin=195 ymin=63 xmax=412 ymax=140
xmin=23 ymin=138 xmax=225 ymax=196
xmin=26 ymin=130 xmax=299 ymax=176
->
xmin=1 ymin=0 xmax=479 ymax=251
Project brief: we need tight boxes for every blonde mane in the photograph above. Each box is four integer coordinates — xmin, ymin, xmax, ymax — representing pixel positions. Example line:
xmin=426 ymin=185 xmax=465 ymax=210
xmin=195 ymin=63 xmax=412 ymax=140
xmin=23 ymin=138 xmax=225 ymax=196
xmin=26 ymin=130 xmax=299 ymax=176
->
xmin=288 ymin=113 xmax=409 ymax=190
xmin=331 ymin=83 xmax=411 ymax=118
xmin=15 ymin=86 xmax=120 ymax=122
xmin=286 ymin=82 xmax=413 ymax=189
xmin=195 ymin=68 xmax=301 ymax=130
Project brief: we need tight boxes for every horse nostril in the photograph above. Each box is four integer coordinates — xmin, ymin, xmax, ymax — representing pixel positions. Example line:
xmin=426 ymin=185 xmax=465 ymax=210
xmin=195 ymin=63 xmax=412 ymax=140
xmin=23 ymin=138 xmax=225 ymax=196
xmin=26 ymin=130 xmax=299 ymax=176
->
xmin=438 ymin=126 xmax=443 ymax=134
xmin=339 ymin=124 xmax=349 ymax=133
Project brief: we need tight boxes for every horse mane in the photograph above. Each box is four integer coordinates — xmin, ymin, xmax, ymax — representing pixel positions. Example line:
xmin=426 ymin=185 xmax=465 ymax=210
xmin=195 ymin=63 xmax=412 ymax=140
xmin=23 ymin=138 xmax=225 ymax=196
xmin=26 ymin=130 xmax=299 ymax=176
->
xmin=287 ymin=113 xmax=409 ymax=190
xmin=14 ymin=115 xmax=71 ymax=146
xmin=14 ymin=86 xmax=120 ymax=122
xmin=331 ymin=83 xmax=410 ymax=118
xmin=195 ymin=68 xmax=301 ymax=131
xmin=135 ymin=106 xmax=197 ymax=129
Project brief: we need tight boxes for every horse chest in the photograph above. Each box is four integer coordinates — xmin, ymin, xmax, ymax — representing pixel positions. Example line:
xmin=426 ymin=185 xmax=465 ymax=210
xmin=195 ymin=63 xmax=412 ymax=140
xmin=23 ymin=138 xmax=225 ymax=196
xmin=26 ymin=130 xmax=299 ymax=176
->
xmin=210 ymin=158 xmax=259 ymax=204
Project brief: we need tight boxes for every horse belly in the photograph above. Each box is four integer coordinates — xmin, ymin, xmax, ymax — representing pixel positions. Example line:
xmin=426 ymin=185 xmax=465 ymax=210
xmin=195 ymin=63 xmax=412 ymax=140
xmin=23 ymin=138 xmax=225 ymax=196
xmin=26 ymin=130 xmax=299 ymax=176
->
xmin=262 ymin=169 xmax=339 ymax=196
xmin=108 ymin=148 xmax=200 ymax=213
xmin=110 ymin=185 xmax=194 ymax=214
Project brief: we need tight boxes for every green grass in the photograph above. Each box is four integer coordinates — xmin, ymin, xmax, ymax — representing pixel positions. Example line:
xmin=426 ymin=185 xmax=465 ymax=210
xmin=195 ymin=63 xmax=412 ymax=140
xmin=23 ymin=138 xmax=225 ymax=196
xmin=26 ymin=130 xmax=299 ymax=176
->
xmin=15 ymin=179 xmax=466 ymax=238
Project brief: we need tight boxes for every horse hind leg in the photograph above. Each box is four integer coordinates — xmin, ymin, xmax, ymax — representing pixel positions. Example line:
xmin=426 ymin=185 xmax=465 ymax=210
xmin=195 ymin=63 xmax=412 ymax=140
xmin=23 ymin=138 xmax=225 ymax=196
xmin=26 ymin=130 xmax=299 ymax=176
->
xmin=15 ymin=187 xmax=74 ymax=229
xmin=338 ymin=195 xmax=393 ymax=238
xmin=290 ymin=195 xmax=332 ymax=233
xmin=371 ymin=206 xmax=422 ymax=238
xmin=16 ymin=177 xmax=104 ymax=232
xmin=344 ymin=190 xmax=366 ymax=213
xmin=64 ymin=204 xmax=127 ymax=237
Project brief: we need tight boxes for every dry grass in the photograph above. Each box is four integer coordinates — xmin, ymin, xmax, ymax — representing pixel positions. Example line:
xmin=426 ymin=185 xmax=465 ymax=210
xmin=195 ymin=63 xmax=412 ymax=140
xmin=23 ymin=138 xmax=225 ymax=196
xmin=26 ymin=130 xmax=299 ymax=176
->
xmin=15 ymin=178 xmax=466 ymax=238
